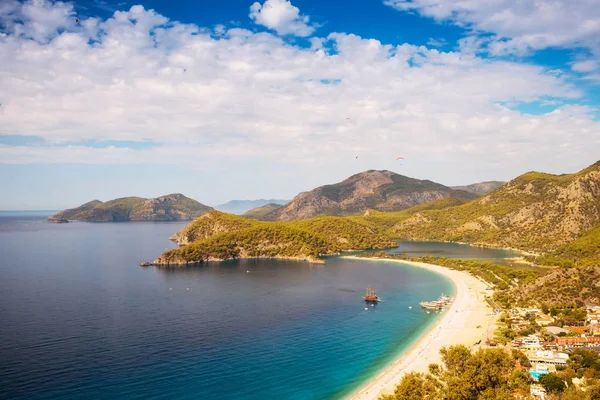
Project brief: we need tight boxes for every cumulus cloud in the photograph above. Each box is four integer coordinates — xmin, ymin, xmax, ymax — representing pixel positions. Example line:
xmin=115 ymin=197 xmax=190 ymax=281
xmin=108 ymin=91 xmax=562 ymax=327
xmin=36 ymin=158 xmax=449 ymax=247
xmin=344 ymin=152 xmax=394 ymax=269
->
xmin=249 ymin=0 xmax=315 ymax=37
xmin=384 ymin=0 xmax=600 ymax=60
xmin=0 ymin=1 xmax=599 ymax=184
xmin=572 ymin=60 xmax=598 ymax=73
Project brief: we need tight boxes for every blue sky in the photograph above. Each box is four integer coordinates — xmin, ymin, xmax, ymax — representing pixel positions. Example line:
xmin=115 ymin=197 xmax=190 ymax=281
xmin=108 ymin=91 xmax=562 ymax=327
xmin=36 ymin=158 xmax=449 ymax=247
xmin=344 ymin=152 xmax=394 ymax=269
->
xmin=1 ymin=0 xmax=599 ymax=209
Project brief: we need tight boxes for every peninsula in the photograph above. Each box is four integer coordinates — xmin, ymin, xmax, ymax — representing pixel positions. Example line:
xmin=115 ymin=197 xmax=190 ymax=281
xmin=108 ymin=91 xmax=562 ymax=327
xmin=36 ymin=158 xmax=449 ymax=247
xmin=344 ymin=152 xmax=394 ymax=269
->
xmin=151 ymin=162 xmax=600 ymax=268
xmin=48 ymin=193 xmax=212 ymax=222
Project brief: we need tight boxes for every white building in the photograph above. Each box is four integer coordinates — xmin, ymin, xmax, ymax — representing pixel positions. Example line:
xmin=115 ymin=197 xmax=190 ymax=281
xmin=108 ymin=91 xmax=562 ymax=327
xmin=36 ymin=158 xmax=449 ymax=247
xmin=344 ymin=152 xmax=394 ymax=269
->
xmin=522 ymin=335 xmax=541 ymax=349
xmin=527 ymin=350 xmax=569 ymax=366
xmin=531 ymin=384 xmax=546 ymax=399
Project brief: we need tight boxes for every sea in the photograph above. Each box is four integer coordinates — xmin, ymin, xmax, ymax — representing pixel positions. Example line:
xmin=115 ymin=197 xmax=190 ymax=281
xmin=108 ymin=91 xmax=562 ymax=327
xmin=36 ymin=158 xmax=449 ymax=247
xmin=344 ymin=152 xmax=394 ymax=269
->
xmin=0 ymin=211 xmax=518 ymax=400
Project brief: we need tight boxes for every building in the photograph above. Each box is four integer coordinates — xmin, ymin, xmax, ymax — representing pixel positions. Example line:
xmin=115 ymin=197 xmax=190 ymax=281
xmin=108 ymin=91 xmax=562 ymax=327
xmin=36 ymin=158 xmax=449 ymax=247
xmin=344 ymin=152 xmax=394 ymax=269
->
xmin=545 ymin=326 xmax=569 ymax=336
xmin=522 ymin=335 xmax=541 ymax=349
xmin=530 ymin=384 xmax=546 ymax=399
xmin=556 ymin=336 xmax=600 ymax=348
xmin=526 ymin=350 xmax=569 ymax=366
xmin=566 ymin=326 xmax=591 ymax=335
xmin=535 ymin=314 xmax=554 ymax=326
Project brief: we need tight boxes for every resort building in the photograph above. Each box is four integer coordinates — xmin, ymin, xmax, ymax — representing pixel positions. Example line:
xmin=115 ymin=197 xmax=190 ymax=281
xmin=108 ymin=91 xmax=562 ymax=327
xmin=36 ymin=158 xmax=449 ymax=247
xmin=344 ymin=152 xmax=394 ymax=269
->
xmin=522 ymin=335 xmax=541 ymax=349
xmin=530 ymin=384 xmax=546 ymax=399
xmin=526 ymin=350 xmax=569 ymax=366
xmin=556 ymin=336 xmax=600 ymax=348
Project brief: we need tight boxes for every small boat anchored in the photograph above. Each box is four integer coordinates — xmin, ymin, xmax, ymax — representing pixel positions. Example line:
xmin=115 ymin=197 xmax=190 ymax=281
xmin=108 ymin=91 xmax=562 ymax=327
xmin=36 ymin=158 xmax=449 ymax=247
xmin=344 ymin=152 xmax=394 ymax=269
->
xmin=419 ymin=293 xmax=453 ymax=310
xmin=363 ymin=287 xmax=382 ymax=303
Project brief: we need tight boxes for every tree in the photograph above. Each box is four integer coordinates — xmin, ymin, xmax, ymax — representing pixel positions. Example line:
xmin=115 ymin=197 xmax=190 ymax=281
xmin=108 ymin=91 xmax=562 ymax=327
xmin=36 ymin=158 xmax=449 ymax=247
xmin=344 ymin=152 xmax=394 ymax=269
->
xmin=385 ymin=346 xmax=529 ymax=400
xmin=538 ymin=373 xmax=566 ymax=393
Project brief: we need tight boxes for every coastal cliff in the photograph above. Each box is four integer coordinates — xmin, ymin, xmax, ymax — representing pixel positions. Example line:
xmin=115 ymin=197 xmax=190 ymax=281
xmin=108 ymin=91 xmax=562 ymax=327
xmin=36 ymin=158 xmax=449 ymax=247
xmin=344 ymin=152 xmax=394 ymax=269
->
xmin=49 ymin=194 xmax=212 ymax=222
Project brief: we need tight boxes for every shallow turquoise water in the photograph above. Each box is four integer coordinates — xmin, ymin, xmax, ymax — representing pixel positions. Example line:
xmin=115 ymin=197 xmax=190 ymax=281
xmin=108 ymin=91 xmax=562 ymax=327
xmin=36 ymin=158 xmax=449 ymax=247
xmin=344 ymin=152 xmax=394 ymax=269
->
xmin=0 ymin=212 xmax=512 ymax=400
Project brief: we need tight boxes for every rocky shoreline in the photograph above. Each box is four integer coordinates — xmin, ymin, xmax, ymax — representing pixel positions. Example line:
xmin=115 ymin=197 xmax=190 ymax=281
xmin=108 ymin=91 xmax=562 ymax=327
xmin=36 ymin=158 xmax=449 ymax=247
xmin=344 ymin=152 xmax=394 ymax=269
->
xmin=145 ymin=254 xmax=326 ymax=267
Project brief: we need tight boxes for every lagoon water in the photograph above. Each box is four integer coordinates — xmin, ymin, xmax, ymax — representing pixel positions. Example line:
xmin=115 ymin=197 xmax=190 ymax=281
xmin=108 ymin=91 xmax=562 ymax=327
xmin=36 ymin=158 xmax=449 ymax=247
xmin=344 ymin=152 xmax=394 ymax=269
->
xmin=0 ymin=212 xmax=511 ymax=400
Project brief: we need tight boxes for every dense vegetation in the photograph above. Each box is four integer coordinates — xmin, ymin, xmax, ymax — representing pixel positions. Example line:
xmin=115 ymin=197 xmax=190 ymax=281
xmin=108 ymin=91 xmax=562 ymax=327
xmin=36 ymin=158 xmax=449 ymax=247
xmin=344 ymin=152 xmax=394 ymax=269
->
xmin=159 ymin=224 xmax=333 ymax=263
xmin=242 ymin=203 xmax=284 ymax=220
xmin=515 ymin=265 xmax=600 ymax=307
xmin=155 ymin=212 xmax=395 ymax=265
xmin=383 ymin=345 xmax=600 ymax=400
xmin=170 ymin=211 xmax=258 ymax=244
xmin=49 ymin=193 xmax=212 ymax=221
xmin=381 ymin=345 xmax=531 ymax=400
xmin=388 ymin=162 xmax=600 ymax=253
xmin=531 ymin=223 xmax=600 ymax=268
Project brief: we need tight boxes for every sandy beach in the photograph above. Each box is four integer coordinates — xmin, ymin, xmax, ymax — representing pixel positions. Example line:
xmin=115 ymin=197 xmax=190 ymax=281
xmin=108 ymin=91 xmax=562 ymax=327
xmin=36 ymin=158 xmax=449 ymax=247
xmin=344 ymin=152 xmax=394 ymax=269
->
xmin=344 ymin=256 xmax=498 ymax=400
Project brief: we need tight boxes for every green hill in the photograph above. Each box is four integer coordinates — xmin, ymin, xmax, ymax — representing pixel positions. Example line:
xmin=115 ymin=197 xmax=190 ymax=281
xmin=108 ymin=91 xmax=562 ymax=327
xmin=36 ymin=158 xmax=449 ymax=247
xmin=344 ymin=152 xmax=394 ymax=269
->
xmin=390 ymin=161 xmax=600 ymax=252
xmin=49 ymin=194 xmax=212 ymax=222
xmin=242 ymin=203 xmax=284 ymax=220
xmin=153 ymin=211 xmax=395 ymax=266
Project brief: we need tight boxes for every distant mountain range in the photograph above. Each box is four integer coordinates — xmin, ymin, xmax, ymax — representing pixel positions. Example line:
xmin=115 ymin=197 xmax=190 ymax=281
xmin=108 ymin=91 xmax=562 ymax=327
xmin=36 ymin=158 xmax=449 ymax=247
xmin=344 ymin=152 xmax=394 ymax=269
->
xmin=251 ymin=170 xmax=477 ymax=221
xmin=450 ymin=181 xmax=505 ymax=196
xmin=215 ymin=199 xmax=289 ymax=215
xmin=48 ymin=194 xmax=212 ymax=222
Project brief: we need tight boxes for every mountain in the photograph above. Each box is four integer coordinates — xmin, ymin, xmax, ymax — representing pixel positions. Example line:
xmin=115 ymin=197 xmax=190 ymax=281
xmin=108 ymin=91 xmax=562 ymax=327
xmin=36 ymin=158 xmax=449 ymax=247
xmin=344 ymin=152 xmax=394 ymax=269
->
xmin=391 ymin=161 xmax=600 ymax=252
xmin=215 ymin=199 xmax=289 ymax=215
xmin=152 ymin=211 xmax=394 ymax=266
xmin=260 ymin=170 xmax=477 ymax=221
xmin=243 ymin=203 xmax=284 ymax=220
xmin=48 ymin=194 xmax=213 ymax=222
xmin=451 ymin=181 xmax=505 ymax=196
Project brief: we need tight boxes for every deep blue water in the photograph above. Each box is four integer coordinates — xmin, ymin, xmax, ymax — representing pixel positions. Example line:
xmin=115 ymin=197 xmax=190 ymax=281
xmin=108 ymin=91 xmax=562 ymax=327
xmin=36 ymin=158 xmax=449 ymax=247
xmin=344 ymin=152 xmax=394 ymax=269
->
xmin=0 ymin=212 xmax=509 ymax=400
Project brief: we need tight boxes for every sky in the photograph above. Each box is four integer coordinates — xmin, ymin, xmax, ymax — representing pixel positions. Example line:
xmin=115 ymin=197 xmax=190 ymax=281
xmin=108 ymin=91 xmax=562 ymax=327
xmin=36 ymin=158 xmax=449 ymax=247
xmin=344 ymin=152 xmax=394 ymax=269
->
xmin=1 ymin=0 xmax=599 ymax=209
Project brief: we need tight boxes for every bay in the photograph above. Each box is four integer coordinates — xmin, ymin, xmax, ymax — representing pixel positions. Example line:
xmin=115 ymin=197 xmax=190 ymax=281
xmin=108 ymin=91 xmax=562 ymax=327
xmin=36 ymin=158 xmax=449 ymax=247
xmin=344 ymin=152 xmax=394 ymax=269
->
xmin=0 ymin=212 xmax=511 ymax=399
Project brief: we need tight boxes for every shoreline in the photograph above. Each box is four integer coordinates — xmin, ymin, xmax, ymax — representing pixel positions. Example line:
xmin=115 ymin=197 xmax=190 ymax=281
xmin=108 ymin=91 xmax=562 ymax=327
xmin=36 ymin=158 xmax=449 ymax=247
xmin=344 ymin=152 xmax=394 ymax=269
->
xmin=343 ymin=256 xmax=497 ymax=400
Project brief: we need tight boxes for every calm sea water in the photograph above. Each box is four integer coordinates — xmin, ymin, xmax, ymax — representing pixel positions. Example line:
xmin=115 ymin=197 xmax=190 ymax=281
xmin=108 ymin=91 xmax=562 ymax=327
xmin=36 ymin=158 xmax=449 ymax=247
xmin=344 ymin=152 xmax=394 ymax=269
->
xmin=0 ymin=212 xmax=511 ymax=400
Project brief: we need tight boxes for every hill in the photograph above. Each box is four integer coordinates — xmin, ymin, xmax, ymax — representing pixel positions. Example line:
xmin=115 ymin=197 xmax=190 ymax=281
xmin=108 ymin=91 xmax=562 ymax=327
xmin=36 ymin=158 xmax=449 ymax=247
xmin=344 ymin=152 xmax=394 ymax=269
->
xmin=261 ymin=170 xmax=477 ymax=221
xmin=48 ymin=194 xmax=213 ymax=222
xmin=391 ymin=161 xmax=600 ymax=252
xmin=152 ymin=211 xmax=395 ymax=266
xmin=215 ymin=199 xmax=289 ymax=215
xmin=451 ymin=181 xmax=505 ymax=196
xmin=243 ymin=203 xmax=284 ymax=219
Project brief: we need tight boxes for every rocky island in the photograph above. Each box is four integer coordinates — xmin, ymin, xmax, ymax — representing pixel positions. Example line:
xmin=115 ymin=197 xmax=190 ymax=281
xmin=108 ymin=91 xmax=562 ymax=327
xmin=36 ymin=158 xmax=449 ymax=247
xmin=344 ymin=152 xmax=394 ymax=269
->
xmin=48 ymin=193 xmax=212 ymax=222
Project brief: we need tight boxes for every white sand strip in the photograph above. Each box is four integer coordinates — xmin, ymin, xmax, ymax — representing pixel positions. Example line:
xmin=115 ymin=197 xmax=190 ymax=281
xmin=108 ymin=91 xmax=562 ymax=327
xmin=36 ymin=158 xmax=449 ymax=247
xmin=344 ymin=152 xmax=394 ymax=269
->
xmin=344 ymin=257 xmax=497 ymax=400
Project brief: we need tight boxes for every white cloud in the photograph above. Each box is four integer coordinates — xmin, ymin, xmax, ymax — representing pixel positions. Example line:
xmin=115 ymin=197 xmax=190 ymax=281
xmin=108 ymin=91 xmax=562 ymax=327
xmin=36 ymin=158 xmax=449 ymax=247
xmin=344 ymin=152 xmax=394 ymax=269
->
xmin=0 ymin=1 xmax=599 ymax=185
xmin=426 ymin=37 xmax=447 ymax=47
xmin=572 ymin=60 xmax=598 ymax=73
xmin=249 ymin=0 xmax=315 ymax=37
xmin=384 ymin=0 xmax=600 ymax=58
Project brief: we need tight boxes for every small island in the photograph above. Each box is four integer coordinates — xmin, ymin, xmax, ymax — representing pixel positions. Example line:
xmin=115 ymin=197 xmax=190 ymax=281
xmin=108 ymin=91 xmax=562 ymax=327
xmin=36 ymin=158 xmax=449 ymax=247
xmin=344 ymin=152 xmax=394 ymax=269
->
xmin=48 ymin=194 xmax=212 ymax=222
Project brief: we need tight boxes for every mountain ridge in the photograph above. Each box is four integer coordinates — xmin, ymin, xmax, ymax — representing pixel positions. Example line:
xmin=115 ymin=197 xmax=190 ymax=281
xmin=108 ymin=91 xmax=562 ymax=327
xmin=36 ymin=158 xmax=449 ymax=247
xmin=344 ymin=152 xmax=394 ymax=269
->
xmin=390 ymin=161 xmax=600 ymax=252
xmin=260 ymin=170 xmax=477 ymax=221
xmin=450 ymin=181 xmax=505 ymax=196
xmin=215 ymin=199 xmax=289 ymax=215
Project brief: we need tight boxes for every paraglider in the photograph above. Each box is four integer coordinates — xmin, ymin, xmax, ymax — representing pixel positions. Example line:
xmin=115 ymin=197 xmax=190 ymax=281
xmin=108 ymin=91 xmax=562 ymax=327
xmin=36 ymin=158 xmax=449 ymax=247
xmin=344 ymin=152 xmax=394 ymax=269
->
xmin=75 ymin=18 xmax=79 ymax=23
xmin=396 ymin=156 xmax=404 ymax=160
